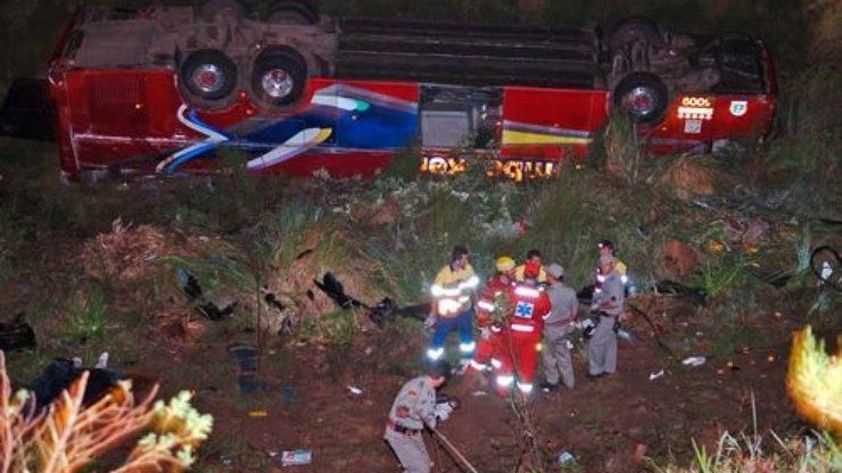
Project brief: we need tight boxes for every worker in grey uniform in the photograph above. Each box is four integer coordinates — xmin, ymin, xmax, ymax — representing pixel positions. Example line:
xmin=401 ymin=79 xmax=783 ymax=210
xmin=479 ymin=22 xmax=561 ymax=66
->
xmin=540 ymin=263 xmax=579 ymax=392
xmin=587 ymin=255 xmax=625 ymax=378
xmin=384 ymin=361 xmax=452 ymax=473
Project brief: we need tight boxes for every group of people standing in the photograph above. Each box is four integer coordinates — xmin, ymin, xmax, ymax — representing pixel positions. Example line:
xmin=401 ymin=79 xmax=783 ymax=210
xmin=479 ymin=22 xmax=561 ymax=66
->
xmin=385 ymin=241 xmax=628 ymax=472
xmin=425 ymin=242 xmax=627 ymax=395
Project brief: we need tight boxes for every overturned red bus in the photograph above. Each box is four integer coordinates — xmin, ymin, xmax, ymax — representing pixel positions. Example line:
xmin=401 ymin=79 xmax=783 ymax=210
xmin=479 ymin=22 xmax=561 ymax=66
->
xmin=47 ymin=2 xmax=776 ymax=182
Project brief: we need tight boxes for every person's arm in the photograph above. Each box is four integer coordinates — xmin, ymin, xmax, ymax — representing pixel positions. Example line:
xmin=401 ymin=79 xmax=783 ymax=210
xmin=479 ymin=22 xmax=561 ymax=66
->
xmin=419 ymin=386 xmax=437 ymax=429
xmin=570 ymin=297 xmax=579 ymax=321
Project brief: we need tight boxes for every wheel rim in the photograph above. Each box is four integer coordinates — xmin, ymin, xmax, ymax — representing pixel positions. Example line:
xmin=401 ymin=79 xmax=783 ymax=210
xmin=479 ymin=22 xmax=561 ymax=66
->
xmin=192 ymin=64 xmax=225 ymax=94
xmin=261 ymin=68 xmax=294 ymax=99
xmin=626 ymin=86 xmax=657 ymax=116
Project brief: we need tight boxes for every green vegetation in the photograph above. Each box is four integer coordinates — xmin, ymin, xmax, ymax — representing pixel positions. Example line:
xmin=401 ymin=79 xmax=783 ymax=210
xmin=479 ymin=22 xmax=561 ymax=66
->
xmin=655 ymin=431 xmax=842 ymax=473
xmin=0 ymin=0 xmax=839 ymax=472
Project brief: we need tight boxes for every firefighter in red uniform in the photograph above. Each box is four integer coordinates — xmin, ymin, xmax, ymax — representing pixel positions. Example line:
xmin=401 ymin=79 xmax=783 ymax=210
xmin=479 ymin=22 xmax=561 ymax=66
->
xmin=494 ymin=261 xmax=551 ymax=397
xmin=468 ymin=256 xmax=516 ymax=375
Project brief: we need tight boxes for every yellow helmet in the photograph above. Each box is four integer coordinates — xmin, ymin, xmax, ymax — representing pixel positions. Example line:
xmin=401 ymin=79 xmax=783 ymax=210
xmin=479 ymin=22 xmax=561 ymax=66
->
xmin=495 ymin=256 xmax=516 ymax=272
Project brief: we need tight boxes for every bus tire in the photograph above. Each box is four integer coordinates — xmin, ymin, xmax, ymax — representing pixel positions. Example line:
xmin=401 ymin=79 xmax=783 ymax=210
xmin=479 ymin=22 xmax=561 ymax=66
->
xmin=265 ymin=1 xmax=319 ymax=25
xmin=609 ymin=18 xmax=662 ymax=51
xmin=179 ymin=49 xmax=238 ymax=108
xmin=613 ymin=72 xmax=669 ymax=124
xmin=250 ymin=46 xmax=308 ymax=108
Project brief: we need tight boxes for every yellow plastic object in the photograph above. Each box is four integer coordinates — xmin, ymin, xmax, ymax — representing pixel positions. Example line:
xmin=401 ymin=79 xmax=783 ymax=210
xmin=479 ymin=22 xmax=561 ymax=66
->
xmin=705 ymin=239 xmax=726 ymax=255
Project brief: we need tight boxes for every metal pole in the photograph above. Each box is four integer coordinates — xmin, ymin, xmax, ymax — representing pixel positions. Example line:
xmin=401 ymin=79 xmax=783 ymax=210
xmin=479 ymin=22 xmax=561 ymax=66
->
xmin=429 ymin=427 xmax=480 ymax=473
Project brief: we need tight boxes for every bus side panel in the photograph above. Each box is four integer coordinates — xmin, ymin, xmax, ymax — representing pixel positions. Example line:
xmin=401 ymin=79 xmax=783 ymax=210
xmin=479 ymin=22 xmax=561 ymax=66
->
xmin=244 ymin=78 xmax=420 ymax=177
xmin=649 ymin=94 xmax=775 ymax=154
xmin=64 ymin=69 xmax=185 ymax=168
xmin=60 ymin=70 xmax=421 ymax=177
xmin=500 ymin=87 xmax=608 ymax=161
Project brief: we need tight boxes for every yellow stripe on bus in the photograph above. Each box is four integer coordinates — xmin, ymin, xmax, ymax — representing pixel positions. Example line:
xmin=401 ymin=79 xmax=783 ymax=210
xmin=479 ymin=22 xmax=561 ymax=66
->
xmin=502 ymin=130 xmax=592 ymax=145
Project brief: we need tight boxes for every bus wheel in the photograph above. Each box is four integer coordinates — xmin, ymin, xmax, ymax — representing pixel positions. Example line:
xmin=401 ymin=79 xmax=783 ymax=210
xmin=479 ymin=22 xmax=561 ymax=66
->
xmin=265 ymin=1 xmax=319 ymax=25
xmin=250 ymin=47 xmax=307 ymax=109
xmin=609 ymin=18 xmax=662 ymax=51
xmin=179 ymin=49 xmax=238 ymax=109
xmin=613 ymin=72 xmax=669 ymax=124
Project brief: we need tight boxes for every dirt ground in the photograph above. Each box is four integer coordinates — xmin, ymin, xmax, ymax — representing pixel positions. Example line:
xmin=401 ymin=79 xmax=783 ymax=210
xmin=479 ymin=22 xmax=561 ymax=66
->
xmin=121 ymin=289 xmax=815 ymax=473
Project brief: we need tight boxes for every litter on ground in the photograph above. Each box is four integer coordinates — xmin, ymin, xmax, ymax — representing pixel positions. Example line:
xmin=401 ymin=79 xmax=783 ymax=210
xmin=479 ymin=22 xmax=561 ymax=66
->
xmin=682 ymin=356 xmax=707 ymax=367
xmin=280 ymin=449 xmax=313 ymax=466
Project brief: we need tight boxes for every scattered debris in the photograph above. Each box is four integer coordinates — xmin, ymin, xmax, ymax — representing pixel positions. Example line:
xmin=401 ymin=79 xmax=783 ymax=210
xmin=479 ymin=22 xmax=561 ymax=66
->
xmin=249 ymin=409 xmax=268 ymax=417
xmin=228 ymin=343 xmax=260 ymax=372
xmin=649 ymin=370 xmax=665 ymax=380
xmin=280 ymin=449 xmax=312 ymax=466
xmin=228 ymin=343 xmax=269 ymax=394
xmin=282 ymin=386 xmax=295 ymax=405
xmin=347 ymin=385 xmax=364 ymax=396
xmin=436 ymin=394 xmax=461 ymax=410
xmin=682 ymin=356 xmax=706 ymax=367
xmin=0 ymin=313 xmax=36 ymax=352
xmin=314 ymin=272 xmax=426 ymax=328
xmin=176 ymin=268 xmax=237 ymax=321
xmin=238 ymin=374 xmax=269 ymax=394
xmin=262 ymin=286 xmax=296 ymax=334
xmin=28 ymin=356 xmax=125 ymax=412
xmin=705 ymin=238 xmax=727 ymax=255
xmin=811 ymin=246 xmax=841 ymax=291
xmin=557 ymin=450 xmax=576 ymax=465
xmin=651 ymin=280 xmax=707 ymax=306
xmin=313 ymin=272 xmax=368 ymax=310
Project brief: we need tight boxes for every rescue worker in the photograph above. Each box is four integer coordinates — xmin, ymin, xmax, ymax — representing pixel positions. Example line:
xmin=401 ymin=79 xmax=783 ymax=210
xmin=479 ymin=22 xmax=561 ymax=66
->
xmin=384 ymin=361 xmax=452 ymax=473
xmin=587 ymin=255 xmax=625 ymax=378
xmin=540 ymin=263 xmax=579 ymax=392
xmin=468 ymin=256 xmax=516 ymax=375
xmin=596 ymin=240 xmax=628 ymax=285
xmin=514 ymin=248 xmax=547 ymax=283
xmin=494 ymin=262 xmax=551 ymax=396
xmin=426 ymin=245 xmax=479 ymax=367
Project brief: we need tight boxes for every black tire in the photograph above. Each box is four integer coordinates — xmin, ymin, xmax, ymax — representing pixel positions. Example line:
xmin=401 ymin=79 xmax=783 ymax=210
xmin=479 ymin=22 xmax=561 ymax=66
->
xmin=178 ymin=49 xmax=238 ymax=108
xmin=811 ymin=246 xmax=842 ymax=289
xmin=609 ymin=18 xmax=662 ymax=51
xmin=265 ymin=0 xmax=319 ymax=25
xmin=198 ymin=0 xmax=248 ymax=22
xmin=613 ymin=72 xmax=669 ymax=124
xmin=250 ymin=47 xmax=307 ymax=108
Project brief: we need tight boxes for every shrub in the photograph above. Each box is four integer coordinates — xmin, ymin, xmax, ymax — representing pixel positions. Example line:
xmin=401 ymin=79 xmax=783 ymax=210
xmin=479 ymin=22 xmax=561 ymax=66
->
xmin=0 ymin=352 xmax=212 ymax=472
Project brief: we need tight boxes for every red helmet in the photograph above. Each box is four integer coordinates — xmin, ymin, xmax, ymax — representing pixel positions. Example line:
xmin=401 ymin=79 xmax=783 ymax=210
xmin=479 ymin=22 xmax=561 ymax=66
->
xmin=524 ymin=261 xmax=541 ymax=279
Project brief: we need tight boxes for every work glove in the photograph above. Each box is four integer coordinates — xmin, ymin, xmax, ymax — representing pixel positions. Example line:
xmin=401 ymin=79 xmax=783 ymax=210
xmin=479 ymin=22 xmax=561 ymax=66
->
xmin=479 ymin=327 xmax=491 ymax=340
xmin=423 ymin=314 xmax=437 ymax=330
xmin=434 ymin=402 xmax=453 ymax=422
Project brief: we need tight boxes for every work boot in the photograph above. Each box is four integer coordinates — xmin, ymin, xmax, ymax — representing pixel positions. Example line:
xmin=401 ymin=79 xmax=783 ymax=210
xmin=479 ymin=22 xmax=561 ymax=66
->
xmin=539 ymin=382 xmax=559 ymax=393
